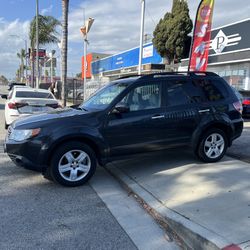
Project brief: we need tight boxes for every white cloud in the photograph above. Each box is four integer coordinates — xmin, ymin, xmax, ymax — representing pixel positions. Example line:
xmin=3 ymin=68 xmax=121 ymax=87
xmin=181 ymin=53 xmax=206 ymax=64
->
xmin=0 ymin=19 xmax=30 ymax=79
xmin=41 ymin=5 xmax=53 ymax=16
xmin=67 ymin=0 xmax=250 ymax=54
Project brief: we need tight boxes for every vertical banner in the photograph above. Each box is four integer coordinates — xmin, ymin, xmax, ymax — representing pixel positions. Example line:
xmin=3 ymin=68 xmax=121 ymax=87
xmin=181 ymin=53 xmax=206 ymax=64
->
xmin=189 ymin=0 xmax=215 ymax=71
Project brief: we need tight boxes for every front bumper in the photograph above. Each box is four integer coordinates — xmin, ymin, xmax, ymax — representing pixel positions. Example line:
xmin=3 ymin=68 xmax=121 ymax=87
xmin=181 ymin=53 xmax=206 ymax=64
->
xmin=4 ymin=137 xmax=48 ymax=172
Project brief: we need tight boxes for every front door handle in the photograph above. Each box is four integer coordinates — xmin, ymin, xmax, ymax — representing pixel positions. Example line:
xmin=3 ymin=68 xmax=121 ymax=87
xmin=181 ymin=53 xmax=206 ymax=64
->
xmin=151 ymin=115 xmax=165 ymax=120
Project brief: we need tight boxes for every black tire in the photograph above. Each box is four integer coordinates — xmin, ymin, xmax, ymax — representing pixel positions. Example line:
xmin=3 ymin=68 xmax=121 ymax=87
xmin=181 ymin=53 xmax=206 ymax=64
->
xmin=196 ymin=128 xmax=228 ymax=163
xmin=5 ymin=121 xmax=8 ymax=130
xmin=48 ymin=141 xmax=97 ymax=187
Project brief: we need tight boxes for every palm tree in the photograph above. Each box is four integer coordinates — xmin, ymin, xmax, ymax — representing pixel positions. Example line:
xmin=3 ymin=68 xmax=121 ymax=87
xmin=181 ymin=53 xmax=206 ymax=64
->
xmin=29 ymin=15 xmax=60 ymax=87
xmin=61 ymin=0 xmax=69 ymax=107
xmin=17 ymin=49 xmax=26 ymax=82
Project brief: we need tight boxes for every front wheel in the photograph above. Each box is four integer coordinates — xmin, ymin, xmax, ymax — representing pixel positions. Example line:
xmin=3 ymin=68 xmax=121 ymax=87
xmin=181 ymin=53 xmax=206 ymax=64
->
xmin=49 ymin=142 xmax=97 ymax=187
xmin=196 ymin=129 xmax=228 ymax=163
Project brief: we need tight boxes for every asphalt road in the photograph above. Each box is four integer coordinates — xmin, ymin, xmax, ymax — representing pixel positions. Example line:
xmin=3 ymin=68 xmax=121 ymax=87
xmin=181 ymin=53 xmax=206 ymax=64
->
xmin=0 ymin=94 xmax=137 ymax=250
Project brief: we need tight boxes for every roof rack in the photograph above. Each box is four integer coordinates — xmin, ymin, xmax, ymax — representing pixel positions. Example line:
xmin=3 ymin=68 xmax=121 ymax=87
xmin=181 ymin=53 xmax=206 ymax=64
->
xmin=116 ymin=71 xmax=218 ymax=80
xmin=116 ymin=74 xmax=143 ymax=80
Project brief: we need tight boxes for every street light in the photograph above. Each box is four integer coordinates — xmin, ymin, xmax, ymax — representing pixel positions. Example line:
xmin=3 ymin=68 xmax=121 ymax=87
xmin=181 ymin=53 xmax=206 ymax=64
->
xmin=80 ymin=17 xmax=94 ymax=101
xmin=138 ymin=0 xmax=145 ymax=75
xmin=10 ymin=35 xmax=28 ymax=84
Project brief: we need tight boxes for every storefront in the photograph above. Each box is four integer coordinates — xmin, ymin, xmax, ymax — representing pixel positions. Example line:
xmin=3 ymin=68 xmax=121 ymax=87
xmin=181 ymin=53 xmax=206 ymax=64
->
xmin=180 ymin=18 xmax=250 ymax=90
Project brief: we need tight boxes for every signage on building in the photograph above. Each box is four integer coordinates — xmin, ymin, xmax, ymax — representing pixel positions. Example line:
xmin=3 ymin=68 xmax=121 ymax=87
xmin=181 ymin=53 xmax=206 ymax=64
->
xmin=91 ymin=43 xmax=162 ymax=75
xmin=209 ymin=19 xmax=250 ymax=55
xmin=29 ymin=48 xmax=46 ymax=59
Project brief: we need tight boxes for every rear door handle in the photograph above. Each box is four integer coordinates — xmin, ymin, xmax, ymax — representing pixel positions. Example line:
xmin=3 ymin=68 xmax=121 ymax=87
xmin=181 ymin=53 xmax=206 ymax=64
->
xmin=151 ymin=115 xmax=165 ymax=120
xmin=199 ymin=109 xmax=210 ymax=113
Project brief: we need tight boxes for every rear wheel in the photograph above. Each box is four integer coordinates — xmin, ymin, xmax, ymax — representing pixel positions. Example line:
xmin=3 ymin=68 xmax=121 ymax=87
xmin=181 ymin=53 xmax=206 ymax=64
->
xmin=196 ymin=129 xmax=228 ymax=163
xmin=48 ymin=142 xmax=96 ymax=187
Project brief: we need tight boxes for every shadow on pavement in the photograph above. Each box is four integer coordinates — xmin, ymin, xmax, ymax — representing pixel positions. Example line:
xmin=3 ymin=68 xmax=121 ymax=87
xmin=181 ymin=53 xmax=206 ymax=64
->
xmin=108 ymin=147 xmax=250 ymax=246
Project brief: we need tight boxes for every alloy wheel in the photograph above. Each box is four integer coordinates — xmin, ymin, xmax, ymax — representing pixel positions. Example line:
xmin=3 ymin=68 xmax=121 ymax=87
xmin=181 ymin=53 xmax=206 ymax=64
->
xmin=204 ymin=133 xmax=225 ymax=159
xmin=58 ymin=150 xmax=91 ymax=182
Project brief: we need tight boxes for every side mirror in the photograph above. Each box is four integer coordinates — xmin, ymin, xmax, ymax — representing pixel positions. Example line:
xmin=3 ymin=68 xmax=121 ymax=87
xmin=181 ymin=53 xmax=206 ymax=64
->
xmin=1 ymin=94 xmax=7 ymax=99
xmin=112 ymin=103 xmax=130 ymax=114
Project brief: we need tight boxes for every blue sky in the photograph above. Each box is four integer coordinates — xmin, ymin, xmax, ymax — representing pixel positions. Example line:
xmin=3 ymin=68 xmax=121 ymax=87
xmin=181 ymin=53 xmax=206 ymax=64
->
xmin=0 ymin=0 xmax=249 ymax=80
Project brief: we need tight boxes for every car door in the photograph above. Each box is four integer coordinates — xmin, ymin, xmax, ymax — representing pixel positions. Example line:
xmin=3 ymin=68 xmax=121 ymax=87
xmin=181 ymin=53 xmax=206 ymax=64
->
xmin=103 ymin=81 xmax=168 ymax=156
xmin=163 ymin=78 xmax=205 ymax=144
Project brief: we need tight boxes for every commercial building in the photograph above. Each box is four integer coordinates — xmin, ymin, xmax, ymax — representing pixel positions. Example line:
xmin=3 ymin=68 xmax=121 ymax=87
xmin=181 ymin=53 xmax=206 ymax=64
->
xmin=81 ymin=52 xmax=110 ymax=79
xmin=90 ymin=42 xmax=164 ymax=81
xmin=180 ymin=18 xmax=250 ymax=90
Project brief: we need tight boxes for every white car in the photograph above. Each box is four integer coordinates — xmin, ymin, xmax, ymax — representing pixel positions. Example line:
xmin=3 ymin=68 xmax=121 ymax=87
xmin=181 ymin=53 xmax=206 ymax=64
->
xmin=3 ymin=87 xmax=61 ymax=129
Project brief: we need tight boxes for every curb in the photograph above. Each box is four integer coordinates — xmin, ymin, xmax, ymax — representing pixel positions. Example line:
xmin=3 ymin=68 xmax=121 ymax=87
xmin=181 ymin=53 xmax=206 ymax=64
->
xmin=105 ymin=164 xmax=242 ymax=250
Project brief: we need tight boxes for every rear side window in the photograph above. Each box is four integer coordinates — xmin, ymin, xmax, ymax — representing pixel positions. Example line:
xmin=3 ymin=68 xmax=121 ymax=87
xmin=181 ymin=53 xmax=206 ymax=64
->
xmin=15 ymin=91 xmax=54 ymax=99
xmin=166 ymin=80 xmax=206 ymax=107
xmin=192 ymin=79 xmax=228 ymax=102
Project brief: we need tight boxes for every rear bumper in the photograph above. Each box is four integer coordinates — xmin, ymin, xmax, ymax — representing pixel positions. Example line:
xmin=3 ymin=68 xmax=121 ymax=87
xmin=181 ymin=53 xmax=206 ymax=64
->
xmin=231 ymin=118 xmax=244 ymax=141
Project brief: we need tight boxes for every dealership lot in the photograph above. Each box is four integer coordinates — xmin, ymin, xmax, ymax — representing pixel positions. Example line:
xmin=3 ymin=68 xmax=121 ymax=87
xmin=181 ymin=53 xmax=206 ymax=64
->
xmin=1 ymin=83 xmax=250 ymax=249
xmin=0 ymin=95 xmax=178 ymax=250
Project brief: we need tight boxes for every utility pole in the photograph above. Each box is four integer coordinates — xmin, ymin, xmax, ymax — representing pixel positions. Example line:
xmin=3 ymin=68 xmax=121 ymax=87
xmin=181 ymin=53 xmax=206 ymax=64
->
xmin=36 ymin=0 xmax=39 ymax=88
xmin=80 ymin=17 xmax=94 ymax=101
xmin=138 ymin=0 xmax=145 ymax=75
xmin=24 ymin=39 xmax=28 ymax=84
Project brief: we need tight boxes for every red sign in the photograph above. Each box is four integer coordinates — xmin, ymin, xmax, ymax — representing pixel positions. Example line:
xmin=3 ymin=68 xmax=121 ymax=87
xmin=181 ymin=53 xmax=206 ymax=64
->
xmin=29 ymin=48 xmax=46 ymax=59
xmin=82 ymin=54 xmax=93 ymax=79
xmin=189 ymin=0 xmax=215 ymax=71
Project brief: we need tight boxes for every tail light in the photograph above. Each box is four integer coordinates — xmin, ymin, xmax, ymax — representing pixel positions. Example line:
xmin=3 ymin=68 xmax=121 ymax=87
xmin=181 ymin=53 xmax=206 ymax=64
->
xmin=233 ymin=101 xmax=242 ymax=114
xmin=46 ymin=103 xmax=61 ymax=109
xmin=242 ymin=100 xmax=250 ymax=105
xmin=8 ymin=102 xmax=28 ymax=109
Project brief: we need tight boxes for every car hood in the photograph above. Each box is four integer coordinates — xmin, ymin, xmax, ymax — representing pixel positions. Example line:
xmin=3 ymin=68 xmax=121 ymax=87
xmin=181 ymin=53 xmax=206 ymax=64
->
xmin=12 ymin=107 xmax=90 ymax=128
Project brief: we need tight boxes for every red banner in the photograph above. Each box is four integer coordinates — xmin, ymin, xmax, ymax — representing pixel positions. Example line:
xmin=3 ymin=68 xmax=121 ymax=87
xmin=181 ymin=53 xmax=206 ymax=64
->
xmin=189 ymin=0 xmax=215 ymax=71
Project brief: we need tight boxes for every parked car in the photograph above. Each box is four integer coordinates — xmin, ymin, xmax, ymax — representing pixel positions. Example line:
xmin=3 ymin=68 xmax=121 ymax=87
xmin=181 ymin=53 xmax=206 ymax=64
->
xmin=8 ymin=82 xmax=26 ymax=91
xmin=4 ymin=72 xmax=243 ymax=187
xmin=2 ymin=87 xmax=61 ymax=129
xmin=239 ymin=90 xmax=250 ymax=117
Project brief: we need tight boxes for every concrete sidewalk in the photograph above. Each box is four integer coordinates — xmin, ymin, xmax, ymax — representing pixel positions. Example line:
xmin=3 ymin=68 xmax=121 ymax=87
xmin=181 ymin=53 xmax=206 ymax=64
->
xmin=106 ymin=149 xmax=250 ymax=250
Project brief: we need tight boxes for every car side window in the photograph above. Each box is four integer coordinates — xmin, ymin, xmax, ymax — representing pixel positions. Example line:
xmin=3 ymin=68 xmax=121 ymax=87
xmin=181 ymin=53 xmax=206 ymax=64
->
xmin=166 ymin=80 xmax=206 ymax=107
xmin=121 ymin=83 xmax=161 ymax=112
xmin=192 ymin=78 xmax=228 ymax=101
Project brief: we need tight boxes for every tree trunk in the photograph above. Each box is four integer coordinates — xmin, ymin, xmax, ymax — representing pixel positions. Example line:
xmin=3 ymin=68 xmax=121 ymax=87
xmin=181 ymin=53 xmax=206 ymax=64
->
xmin=61 ymin=0 xmax=69 ymax=107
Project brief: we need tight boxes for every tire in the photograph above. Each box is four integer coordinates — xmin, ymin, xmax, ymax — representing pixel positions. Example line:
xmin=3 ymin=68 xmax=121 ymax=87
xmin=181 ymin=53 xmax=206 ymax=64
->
xmin=5 ymin=121 xmax=8 ymax=130
xmin=196 ymin=129 xmax=228 ymax=163
xmin=48 ymin=141 xmax=97 ymax=187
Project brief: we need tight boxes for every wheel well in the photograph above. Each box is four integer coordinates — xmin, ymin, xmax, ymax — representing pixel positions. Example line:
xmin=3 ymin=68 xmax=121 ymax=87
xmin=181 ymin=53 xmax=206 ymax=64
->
xmin=47 ymin=137 xmax=102 ymax=166
xmin=195 ymin=123 xmax=233 ymax=151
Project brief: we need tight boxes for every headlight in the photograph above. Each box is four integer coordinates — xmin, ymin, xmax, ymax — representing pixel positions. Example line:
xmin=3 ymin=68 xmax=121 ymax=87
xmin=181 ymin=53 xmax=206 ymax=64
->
xmin=9 ymin=128 xmax=41 ymax=142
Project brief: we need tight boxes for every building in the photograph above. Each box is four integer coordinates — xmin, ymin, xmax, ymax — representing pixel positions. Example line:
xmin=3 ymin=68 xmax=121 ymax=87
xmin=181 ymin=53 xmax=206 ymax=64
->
xmin=91 ymin=42 xmax=164 ymax=81
xmin=81 ymin=52 xmax=110 ymax=79
xmin=180 ymin=18 xmax=250 ymax=90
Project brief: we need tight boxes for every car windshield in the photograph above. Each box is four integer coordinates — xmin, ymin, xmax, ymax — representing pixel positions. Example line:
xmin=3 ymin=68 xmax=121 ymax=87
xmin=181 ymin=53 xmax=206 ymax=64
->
xmin=16 ymin=91 xmax=54 ymax=99
xmin=81 ymin=82 xmax=128 ymax=110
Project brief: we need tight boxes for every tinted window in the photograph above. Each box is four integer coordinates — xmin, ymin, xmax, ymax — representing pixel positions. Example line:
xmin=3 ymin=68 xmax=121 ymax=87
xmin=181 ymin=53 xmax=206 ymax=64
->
xmin=16 ymin=91 xmax=54 ymax=99
xmin=121 ymin=83 xmax=161 ymax=111
xmin=193 ymin=79 xmax=228 ymax=101
xmin=166 ymin=80 xmax=206 ymax=107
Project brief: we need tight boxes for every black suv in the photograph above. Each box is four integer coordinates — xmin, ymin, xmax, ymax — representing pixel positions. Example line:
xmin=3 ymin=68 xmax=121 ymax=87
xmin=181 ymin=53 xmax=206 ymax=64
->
xmin=4 ymin=72 xmax=243 ymax=186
